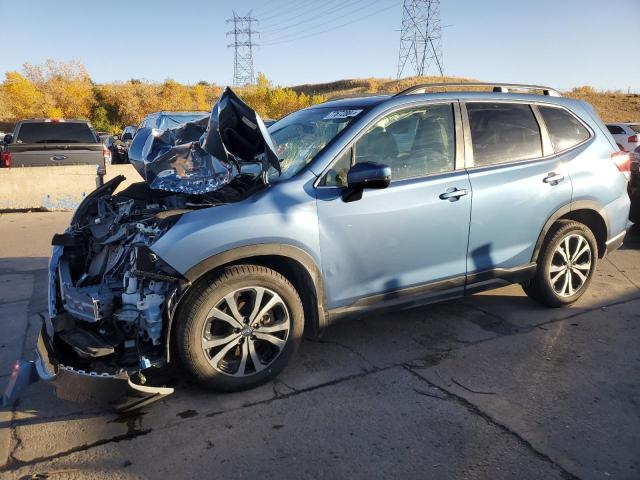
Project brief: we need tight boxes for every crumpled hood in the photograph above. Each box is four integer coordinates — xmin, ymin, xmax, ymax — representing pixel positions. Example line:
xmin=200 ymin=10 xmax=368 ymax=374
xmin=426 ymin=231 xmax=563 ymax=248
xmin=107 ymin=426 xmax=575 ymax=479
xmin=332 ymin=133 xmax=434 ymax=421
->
xmin=128 ymin=87 xmax=280 ymax=194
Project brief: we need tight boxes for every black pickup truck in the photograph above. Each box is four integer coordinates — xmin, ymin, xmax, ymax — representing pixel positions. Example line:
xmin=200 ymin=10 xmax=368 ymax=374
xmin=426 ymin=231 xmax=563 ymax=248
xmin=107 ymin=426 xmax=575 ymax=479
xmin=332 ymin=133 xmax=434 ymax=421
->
xmin=2 ymin=119 xmax=109 ymax=169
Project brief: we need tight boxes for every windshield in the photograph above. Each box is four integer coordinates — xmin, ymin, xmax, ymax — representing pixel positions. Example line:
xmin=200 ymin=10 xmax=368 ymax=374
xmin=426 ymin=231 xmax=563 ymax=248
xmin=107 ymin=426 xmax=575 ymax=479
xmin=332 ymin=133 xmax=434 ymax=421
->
xmin=268 ymin=106 xmax=363 ymax=180
xmin=16 ymin=122 xmax=98 ymax=144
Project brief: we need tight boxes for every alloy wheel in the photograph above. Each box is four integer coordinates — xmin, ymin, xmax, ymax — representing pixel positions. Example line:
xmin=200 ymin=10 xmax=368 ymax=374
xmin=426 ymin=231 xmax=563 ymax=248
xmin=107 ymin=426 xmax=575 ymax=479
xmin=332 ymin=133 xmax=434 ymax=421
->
xmin=549 ymin=233 xmax=592 ymax=297
xmin=201 ymin=287 xmax=290 ymax=377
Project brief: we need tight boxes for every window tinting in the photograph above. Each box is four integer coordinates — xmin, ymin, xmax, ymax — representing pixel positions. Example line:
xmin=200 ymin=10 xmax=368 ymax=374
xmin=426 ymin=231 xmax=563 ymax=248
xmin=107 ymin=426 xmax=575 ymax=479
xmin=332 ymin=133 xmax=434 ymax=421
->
xmin=539 ymin=106 xmax=590 ymax=152
xmin=467 ymin=103 xmax=542 ymax=166
xmin=607 ymin=125 xmax=625 ymax=135
xmin=16 ymin=122 xmax=98 ymax=144
xmin=322 ymin=103 xmax=456 ymax=186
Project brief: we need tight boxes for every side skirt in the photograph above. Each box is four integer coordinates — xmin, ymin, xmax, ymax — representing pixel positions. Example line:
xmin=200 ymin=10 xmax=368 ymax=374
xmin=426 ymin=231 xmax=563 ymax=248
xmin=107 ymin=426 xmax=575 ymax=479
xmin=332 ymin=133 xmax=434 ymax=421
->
xmin=326 ymin=263 xmax=537 ymax=325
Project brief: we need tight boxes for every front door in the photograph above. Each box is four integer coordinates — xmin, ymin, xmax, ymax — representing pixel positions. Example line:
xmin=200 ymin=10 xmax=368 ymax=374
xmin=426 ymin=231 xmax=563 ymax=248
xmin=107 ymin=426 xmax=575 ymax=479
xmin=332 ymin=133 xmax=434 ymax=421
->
xmin=315 ymin=102 xmax=472 ymax=309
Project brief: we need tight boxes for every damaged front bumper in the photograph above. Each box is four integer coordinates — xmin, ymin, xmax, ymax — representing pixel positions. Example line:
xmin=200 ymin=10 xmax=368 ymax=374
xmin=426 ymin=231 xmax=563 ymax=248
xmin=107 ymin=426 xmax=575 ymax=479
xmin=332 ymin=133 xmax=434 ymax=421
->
xmin=2 ymin=327 xmax=173 ymax=412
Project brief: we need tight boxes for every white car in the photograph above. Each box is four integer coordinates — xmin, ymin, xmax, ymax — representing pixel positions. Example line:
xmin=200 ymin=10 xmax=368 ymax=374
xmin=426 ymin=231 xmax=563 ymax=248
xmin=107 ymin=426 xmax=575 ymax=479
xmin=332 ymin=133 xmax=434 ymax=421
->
xmin=606 ymin=123 xmax=640 ymax=151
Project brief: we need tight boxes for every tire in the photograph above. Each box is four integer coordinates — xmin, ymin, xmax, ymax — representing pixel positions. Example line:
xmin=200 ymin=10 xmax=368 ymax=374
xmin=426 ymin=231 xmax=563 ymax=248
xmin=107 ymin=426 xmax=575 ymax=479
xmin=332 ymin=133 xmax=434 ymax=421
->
xmin=522 ymin=220 xmax=598 ymax=307
xmin=176 ymin=265 xmax=304 ymax=391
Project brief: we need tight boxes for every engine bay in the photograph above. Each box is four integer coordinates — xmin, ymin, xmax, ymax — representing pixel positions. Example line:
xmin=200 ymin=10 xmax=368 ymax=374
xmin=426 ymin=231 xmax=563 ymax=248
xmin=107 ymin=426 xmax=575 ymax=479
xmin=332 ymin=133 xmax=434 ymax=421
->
xmin=49 ymin=177 xmax=261 ymax=378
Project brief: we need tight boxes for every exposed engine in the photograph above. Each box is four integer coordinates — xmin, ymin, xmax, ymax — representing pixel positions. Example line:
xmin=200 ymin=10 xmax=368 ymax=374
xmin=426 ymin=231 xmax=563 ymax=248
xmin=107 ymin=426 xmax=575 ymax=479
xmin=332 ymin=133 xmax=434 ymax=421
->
xmin=48 ymin=179 xmax=254 ymax=375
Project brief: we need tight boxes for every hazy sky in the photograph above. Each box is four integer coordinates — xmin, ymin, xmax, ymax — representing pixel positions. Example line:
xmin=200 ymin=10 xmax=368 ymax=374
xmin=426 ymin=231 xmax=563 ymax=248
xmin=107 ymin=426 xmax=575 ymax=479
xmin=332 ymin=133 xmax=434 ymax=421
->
xmin=2 ymin=0 xmax=639 ymax=91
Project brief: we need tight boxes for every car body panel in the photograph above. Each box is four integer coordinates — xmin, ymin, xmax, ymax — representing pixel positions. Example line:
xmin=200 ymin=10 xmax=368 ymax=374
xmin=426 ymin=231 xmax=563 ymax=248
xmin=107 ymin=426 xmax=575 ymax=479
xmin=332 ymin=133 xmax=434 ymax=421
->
xmin=465 ymin=156 xmax=574 ymax=271
xmin=316 ymin=171 xmax=471 ymax=308
xmin=151 ymin=169 xmax=322 ymax=278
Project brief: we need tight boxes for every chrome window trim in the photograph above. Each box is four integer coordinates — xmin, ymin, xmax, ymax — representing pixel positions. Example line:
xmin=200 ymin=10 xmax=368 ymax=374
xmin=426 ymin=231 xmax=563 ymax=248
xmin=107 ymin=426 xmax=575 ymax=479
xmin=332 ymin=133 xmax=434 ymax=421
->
xmin=460 ymin=99 xmax=595 ymax=170
xmin=314 ymin=100 xmax=464 ymax=189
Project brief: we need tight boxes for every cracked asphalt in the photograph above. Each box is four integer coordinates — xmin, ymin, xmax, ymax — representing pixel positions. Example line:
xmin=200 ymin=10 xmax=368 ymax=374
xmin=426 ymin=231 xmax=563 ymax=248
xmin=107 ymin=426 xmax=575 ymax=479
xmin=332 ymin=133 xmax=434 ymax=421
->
xmin=1 ymin=212 xmax=639 ymax=480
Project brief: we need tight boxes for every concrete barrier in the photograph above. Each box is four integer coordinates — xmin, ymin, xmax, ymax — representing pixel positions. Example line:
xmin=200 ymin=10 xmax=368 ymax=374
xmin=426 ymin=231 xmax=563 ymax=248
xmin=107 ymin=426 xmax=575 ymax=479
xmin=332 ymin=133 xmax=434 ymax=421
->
xmin=0 ymin=164 xmax=141 ymax=211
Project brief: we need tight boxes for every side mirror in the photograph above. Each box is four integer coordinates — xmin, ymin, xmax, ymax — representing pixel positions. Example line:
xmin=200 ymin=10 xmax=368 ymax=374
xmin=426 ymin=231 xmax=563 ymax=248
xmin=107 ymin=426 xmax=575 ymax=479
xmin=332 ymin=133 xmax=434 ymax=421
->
xmin=3 ymin=134 xmax=12 ymax=144
xmin=342 ymin=161 xmax=391 ymax=202
xmin=113 ymin=135 xmax=119 ymax=141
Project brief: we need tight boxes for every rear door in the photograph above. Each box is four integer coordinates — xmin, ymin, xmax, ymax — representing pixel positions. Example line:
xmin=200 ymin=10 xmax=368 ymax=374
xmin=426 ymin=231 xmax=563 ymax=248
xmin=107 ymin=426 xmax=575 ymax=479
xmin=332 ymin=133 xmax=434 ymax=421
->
xmin=462 ymin=101 xmax=573 ymax=282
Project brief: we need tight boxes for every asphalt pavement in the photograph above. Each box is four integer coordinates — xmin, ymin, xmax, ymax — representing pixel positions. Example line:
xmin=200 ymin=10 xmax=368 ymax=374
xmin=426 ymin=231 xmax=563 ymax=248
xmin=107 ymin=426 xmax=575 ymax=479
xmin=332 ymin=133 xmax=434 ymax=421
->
xmin=1 ymin=212 xmax=639 ymax=479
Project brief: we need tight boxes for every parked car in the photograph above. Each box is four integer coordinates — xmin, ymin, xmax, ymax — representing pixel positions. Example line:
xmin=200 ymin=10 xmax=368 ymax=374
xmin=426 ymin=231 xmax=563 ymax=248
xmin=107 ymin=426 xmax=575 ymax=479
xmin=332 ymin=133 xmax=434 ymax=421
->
xmin=2 ymin=119 xmax=110 ymax=169
xmin=99 ymin=134 xmax=129 ymax=164
xmin=121 ymin=126 xmax=136 ymax=143
xmin=629 ymin=146 xmax=640 ymax=223
xmin=606 ymin=123 xmax=640 ymax=151
xmin=138 ymin=111 xmax=210 ymax=130
xmin=4 ymin=84 xmax=631 ymax=408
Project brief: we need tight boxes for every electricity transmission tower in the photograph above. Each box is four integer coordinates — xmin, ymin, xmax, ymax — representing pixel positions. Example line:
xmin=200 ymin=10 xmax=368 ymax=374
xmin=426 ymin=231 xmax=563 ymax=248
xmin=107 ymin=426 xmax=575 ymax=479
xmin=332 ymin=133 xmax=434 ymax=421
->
xmin=396 ymin=0 xmax=444 ymax=79
xmin=227 ymin=11 xmax=258 ymax=85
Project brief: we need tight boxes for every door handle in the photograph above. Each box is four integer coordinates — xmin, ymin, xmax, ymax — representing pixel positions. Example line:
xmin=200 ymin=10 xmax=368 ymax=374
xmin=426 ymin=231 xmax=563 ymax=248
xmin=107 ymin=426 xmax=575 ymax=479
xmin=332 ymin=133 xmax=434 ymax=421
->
xmin=543 ymin=172 xmax=565 ymax=185
xmin=439 ymin=187 xmax=468 ymax=201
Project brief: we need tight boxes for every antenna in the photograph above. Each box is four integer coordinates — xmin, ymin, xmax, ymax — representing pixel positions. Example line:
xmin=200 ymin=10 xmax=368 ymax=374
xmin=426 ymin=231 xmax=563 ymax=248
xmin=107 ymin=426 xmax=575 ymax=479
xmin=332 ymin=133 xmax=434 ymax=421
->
xmin=396 ymin=0 xmax=444 ymax=79
xmin=227 ymin=11 xmax=259 ymax=86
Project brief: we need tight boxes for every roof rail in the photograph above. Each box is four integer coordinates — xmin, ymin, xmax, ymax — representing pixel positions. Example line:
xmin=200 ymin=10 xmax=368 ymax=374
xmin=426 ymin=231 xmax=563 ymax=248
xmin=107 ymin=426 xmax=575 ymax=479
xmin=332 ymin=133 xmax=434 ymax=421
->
xmin=393 ymin=82 xmax=562 ymax=98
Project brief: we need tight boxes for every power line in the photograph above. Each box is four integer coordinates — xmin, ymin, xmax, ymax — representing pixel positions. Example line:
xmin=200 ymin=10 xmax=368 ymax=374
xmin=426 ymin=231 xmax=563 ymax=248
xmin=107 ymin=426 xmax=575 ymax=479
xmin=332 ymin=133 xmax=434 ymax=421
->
xmin=260 ymin=0 xmax=348 ymax=34
xmin=226 ymin=11 xmax=259 ymax=85
xmin=261 ymin=1 xmax=402 ymax=47
xmin=396 ymin=0 xmax=444 ymax=78
xmin=258 ymin=0 xmax=313 ymax=23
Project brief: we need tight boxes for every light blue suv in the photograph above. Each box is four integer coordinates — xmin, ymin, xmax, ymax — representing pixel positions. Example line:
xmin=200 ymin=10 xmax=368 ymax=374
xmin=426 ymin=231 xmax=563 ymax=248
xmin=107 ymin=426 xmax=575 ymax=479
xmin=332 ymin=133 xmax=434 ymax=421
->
xmin=4 ymin=83 xmax=631 ymax=407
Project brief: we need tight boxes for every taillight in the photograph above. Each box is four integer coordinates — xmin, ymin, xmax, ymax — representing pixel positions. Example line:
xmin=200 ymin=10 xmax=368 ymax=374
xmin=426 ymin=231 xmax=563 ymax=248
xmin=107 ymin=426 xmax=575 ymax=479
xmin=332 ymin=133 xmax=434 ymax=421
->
xmin=1 ymin=151 xmax=11 ymax=168
xmin=628 ymin=135 xmax=639 ymax=143
xmin=612 ymin=150 xmax=631 ymax=179
xmin=102 ymin=145 xmax=112 ymax=165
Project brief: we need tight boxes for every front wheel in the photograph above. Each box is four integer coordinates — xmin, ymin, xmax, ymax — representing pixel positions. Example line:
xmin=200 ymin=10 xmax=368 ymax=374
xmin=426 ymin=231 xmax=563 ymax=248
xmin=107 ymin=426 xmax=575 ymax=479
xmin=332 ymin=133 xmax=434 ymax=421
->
xmin=176 ymin=265 xmax=304 ymax=391
xmin=523 ymin=220 xmax=597 ymax=307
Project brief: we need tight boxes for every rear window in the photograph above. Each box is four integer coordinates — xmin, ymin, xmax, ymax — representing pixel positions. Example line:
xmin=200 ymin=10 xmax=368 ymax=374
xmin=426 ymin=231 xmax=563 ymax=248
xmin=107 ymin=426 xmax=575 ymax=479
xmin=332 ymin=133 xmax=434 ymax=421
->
xmin=467 ymin=103 xmax=542 ymax=166
xmin=16 ymin=122 xmax=98 ymax=144
xmin=606 ymin=125 xmax=626 ymax=135
xmin=538 ymin=106 xmax=590 ymax=152
xmin=629 ymin=124 xmax=640 ymax=134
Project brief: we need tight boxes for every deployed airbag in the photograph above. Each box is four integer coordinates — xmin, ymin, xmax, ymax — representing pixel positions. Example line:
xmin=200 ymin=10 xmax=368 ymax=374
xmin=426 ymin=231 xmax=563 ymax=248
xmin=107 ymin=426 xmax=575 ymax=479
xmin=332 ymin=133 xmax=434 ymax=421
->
xmin=128 ymin=87 xmax=280 ymax=194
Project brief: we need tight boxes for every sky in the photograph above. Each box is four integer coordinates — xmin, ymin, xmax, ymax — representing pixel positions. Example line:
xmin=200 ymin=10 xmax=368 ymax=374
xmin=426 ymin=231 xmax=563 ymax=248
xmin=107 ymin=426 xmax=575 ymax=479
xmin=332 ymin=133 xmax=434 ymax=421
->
xmin=1 ymin=0 xmax=639 ymax=91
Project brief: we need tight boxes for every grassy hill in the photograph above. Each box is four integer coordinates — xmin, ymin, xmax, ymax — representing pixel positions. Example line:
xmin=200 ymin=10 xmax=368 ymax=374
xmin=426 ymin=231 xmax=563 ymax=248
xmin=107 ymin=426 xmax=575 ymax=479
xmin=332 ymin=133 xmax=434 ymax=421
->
xmin=290 ymin=76 xmax=640 ymax=123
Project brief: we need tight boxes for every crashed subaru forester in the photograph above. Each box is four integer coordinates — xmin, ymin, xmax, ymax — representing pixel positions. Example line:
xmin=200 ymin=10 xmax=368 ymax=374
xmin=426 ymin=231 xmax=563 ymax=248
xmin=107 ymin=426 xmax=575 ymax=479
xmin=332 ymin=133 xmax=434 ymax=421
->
xmin=4 ymin=83 xmax=631 ymax=409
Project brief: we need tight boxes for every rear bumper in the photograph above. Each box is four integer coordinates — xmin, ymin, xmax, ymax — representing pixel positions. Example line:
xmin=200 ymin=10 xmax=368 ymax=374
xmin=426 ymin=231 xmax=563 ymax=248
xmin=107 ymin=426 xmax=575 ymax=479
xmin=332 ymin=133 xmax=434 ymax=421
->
xmin=2 ymin=328 xmax=173 ymax=412
xmin=604 ymin=223 xmax=632 ymax=255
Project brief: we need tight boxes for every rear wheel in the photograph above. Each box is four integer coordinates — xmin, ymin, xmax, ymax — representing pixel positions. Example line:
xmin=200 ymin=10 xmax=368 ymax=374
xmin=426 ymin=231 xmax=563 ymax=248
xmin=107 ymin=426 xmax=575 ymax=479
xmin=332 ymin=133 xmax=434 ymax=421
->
xmin=523 ymin=220 xmax=597 ymax=307
xmin=176 ymin=265 xmax=304 ymax=391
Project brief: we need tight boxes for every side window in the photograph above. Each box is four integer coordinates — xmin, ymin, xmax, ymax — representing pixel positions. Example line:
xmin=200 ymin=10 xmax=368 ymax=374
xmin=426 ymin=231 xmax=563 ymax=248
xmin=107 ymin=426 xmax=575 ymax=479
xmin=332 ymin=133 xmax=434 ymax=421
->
xmin=538 ymin=106 xmax=590 ymax=152
xmin=322 ymin=103 xmax=456 ymax=186
xmin=321 ymin=148 xmax=351 ymax=187
xmin=606 ymin=125 xmax=625 ymax=135
xmin=467 ymin=103 xmax=542 ymax=166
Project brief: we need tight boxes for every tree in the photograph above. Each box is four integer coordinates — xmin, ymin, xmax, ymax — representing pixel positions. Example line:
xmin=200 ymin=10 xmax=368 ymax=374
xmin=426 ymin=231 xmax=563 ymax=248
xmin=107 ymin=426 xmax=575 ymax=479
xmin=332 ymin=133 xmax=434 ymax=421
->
xmin=1 ymin=71 xmax=44 ymax=119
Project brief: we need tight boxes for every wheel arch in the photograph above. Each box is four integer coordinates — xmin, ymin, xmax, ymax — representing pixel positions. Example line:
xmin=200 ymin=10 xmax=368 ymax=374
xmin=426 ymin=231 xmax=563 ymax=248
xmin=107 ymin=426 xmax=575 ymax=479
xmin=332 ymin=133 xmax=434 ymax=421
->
xmin=531 ymin=201 xmax=610 ymax=263
xmin=164 ymin=244 xmax=327 ymax=362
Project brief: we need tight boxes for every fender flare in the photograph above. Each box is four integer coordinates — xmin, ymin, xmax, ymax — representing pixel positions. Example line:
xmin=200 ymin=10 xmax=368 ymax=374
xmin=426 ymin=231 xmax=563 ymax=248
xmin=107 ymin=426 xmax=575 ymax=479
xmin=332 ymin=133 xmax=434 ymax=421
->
xmin=164 ymin=244 xmax=327 ymax=361
xmin=530 ymin=200 xmax=610 ymax=263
